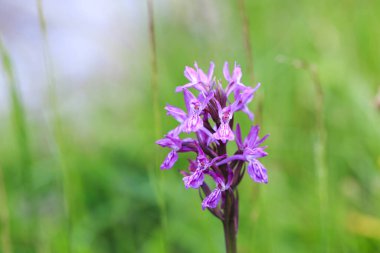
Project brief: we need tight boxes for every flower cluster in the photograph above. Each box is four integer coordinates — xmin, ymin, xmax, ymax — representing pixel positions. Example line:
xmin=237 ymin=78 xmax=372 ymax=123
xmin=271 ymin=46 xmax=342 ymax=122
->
xmin=156 ymin=62 xmax=269 ymax=211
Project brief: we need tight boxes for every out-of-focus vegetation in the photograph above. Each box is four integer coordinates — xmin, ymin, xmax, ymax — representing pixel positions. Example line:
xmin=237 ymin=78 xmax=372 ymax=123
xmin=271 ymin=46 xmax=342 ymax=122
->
xmin=1 ymin=0 xmax=380 ymax=252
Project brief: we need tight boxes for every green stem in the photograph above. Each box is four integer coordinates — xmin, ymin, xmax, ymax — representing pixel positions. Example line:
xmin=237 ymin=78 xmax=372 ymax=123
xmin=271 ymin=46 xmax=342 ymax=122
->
xmin=0 ymin=38 xmax=36 ymax=252
xmin=0 ymin=165 xmax=13 ymax=253
xmin=36 ymin=1 xmax=72 ymax=252
xmin=223 ymin=190 xmax=237 ymax=253
xmin=146 ymin=0 xmax=168 ymax=251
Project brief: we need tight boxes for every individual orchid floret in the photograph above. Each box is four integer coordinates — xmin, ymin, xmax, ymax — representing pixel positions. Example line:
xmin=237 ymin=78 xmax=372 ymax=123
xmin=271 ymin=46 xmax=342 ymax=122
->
xmin=242 ymin=124 xmax=269 ymax=151
xmin=183 ymin=147 xmax=225 ymax=189
xmin=156 ymin=127 xmax=196 ymax=169
xmin=233 ymin=83 xmax=261 ymax=121
xmin=182 ymin=89 xmax=213 ymax=133
xmin=202 ymin=169 xmax=233 ymax=210
xmin=215 ymin=124 xmax=269 ymax=183
xmin=224 ymin=61 xmax=247 ymax=96
xmin=156 ymin=128 xmax=182 ymax=169
xmin=213 ymin=100 xmax=236 ymax=143
xmin=223 ymin=62 xmax=261 ymax=121
xmin=176 ymin=62 xmax=215 ymax=92
xmin=183 ymin=169 xmax=205 ymax=189
xmin=236 ymin=124 xmax=269 ymax=183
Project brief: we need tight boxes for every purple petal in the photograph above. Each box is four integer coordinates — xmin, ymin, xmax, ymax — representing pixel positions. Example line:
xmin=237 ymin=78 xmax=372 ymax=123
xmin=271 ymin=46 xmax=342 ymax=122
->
xmin=198 ymin=90 xmax=214 ymax=110
xmin=209 ymin=172 xmax=225 ymax=188
xmin=215 ymin=154 xmax=246 ymax=166
xmin=234 ymin=86 xmax=254 ymax=111
xmin=184 ymin=66 xmax=197 ymax=83
xmin=175 ymin=82 xmax=195 ymax=92
xmin=214 ymin=99 xmax=223 ymax=114
xmin=180 ymin=170 xmax=190 ymax=177
xmin=244 ymin=147 xmax=268 ymax=159
xmin=223 ymin=62 xmax=231 ymax=82
xmin=226 ymin=168 xmax=234 ymax=189
xmin=232 ymin=62 xmax=242 ymax=83
xmin=195 ymin=144 xmax=207 ymax=158
xmin=226 ymin=82 xmax=236 ymax=96
xmin=209 ymin=154 xmax=227 ymax=165
xmin=168 ymin=126 xmax=182 ymax=136
xmin=245 ymin=125 xmax=259 ymax=148
xmin=202 ymin=189 xmax=222 ymax=210
xmin=183 ymin=89 xmax=197 ymax=113
xmin=198 ymin=68 xmax=208 ymax=84
xmin=213 ymin=123 xmax=234 ymax=143
xmin=183 ymin=169 xmax=205 ymax=189
xmin=247 ymin=159 xmax=268 ymax=184
xmin=160 ymin=150 xmax=178 ymax=170
xmin=179 ymin=138 xmax=197 ymax=152
xmin=235 ymin=124 xmax=243 ymax=150
xmin=252 ymin=82 xmax=261 ymax=93
xmin=156 ymin=130 xmax=182 ymax=150
xmin=188 ymin=159 xmax=197 ymax=172
xmin=242 ymin=106 xmax=254 ymax=121
xmin=165 ymin=105 xmax=187 ymax=123
xmin=207 ymin=62 xmax=215 ymax=81
xmin=255 ymin=134 xmax=270 ymax=147
xmin=183 ymin=114 xmax=203 ymax=133
xmin=197 ymin=127 xmax=216 ymax=147
xmin=240 ymin=87 xmax=254 ymax=104
xmin=156 ymin=137 xmax=172 ymax=148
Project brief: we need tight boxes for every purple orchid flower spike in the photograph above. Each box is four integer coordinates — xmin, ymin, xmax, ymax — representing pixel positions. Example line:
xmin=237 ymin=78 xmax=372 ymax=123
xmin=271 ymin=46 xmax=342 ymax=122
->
xmin=156 ymin=61 xmax=270 ymax=253
xmin=176 ymin=62 xmax=215 ymax=92
xmin=182 ymin=89 xmax=213 ymax=133
xmin=202 ymin=169 xmax=233 ymax=210
xmin=213 ymin=100 xmax=236 ymax=143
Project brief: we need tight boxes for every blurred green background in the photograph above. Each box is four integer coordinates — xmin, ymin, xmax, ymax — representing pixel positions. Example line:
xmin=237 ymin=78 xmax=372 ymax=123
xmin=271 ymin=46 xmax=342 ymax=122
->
xmin=1 ymin=0 xmax=380 ymax=252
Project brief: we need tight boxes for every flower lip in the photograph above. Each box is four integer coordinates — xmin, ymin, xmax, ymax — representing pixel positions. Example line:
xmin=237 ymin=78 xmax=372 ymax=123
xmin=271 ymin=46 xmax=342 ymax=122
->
xmin=213 ymin=101 xmax=236 ymax=143
xmin=160 ymin=150 xmax=178 ymax=170
xmin=247 ymin=159 xmax=268 ymax=184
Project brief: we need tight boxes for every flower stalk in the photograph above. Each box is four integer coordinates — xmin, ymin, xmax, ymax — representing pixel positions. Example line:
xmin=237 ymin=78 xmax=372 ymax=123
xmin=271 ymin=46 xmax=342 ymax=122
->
xmin=223 ymin=190 xmax=238 ymax=253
